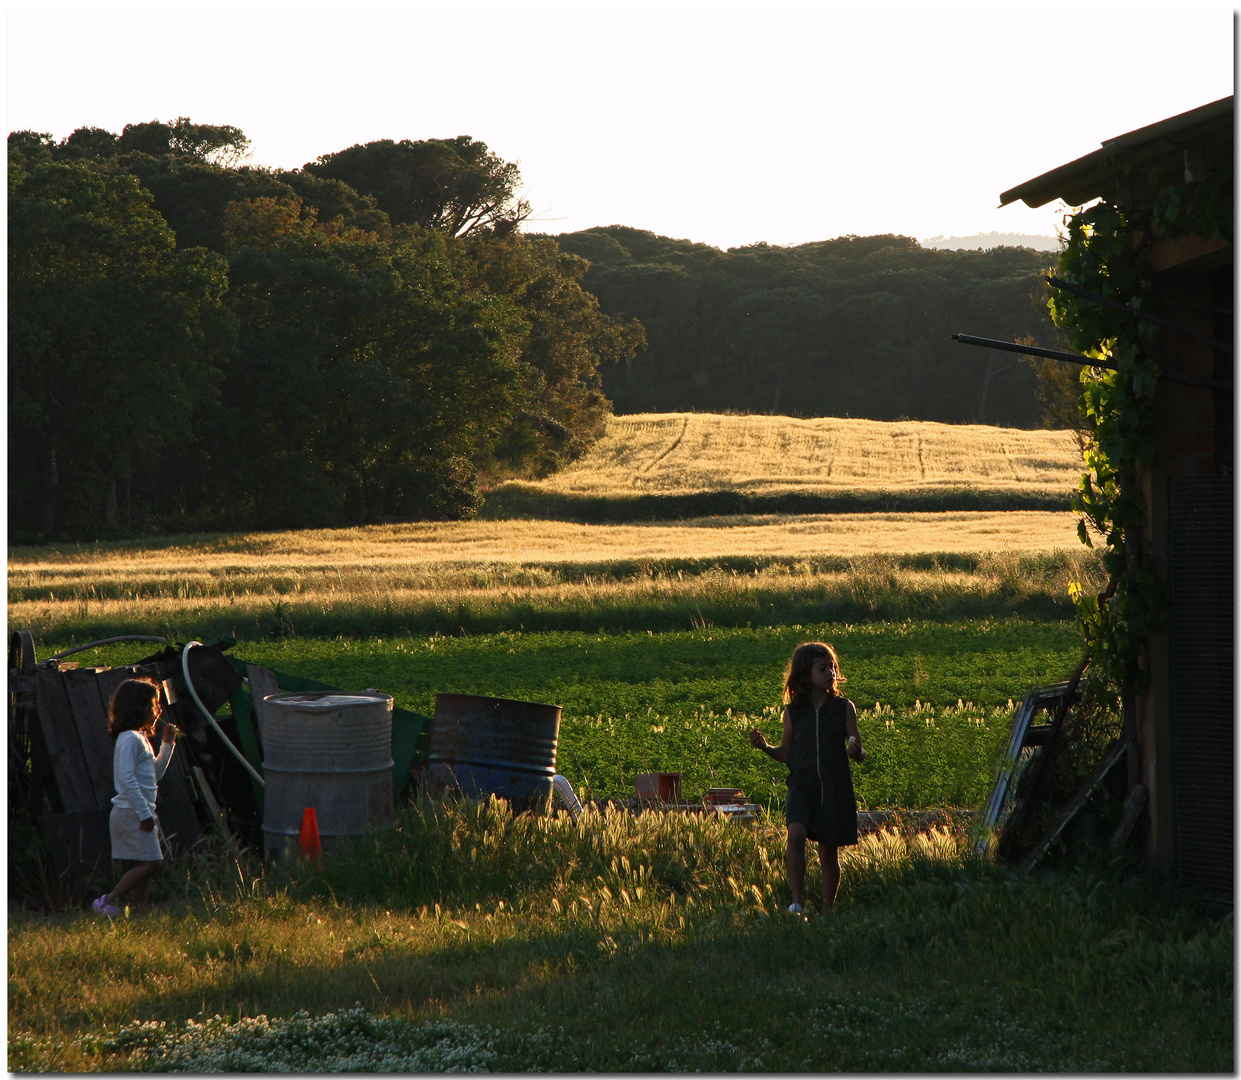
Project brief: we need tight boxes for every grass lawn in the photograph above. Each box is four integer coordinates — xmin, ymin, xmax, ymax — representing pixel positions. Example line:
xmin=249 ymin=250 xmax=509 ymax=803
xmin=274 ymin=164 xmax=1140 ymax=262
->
xmin=8 ymin=802 xmax=1232 ymax=1072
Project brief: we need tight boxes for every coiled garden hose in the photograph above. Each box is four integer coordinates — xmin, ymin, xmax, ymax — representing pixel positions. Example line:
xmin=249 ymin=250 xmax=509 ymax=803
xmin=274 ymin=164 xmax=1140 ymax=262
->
xmin=552 ymin=774 xmax=582 ymax=820
xmin=181 ymin=640 xmax=265 ymax=788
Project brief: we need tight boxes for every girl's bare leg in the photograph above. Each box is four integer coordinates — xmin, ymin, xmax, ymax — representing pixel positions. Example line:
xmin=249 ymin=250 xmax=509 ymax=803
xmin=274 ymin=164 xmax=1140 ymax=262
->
xmin=130 ymin=876 xmax=152 ymax=909
xmin=819 ymin=844 xmax=840 ymax=912
xmin=107 ymin=861 xmax=159 ymax=909
xmin=786 ymin=824 xmax=808 ymax=907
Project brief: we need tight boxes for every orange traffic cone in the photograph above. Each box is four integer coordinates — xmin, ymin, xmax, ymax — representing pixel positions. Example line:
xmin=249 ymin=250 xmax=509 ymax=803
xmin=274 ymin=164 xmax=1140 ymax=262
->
xmin=299 ymin=806 xmax=322 ymax=859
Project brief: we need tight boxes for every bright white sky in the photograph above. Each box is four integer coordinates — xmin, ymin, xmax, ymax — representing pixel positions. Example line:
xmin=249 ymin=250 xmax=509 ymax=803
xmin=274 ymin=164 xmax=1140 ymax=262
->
xmin=6 ymin=5 xmax=1235 ymax=251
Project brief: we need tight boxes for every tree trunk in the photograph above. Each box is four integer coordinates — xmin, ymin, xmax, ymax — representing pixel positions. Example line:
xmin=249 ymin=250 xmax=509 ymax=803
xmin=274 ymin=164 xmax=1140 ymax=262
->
xmin=978 ymin=352 xmax=997 ymax=421
xmin=38 ymin=442 xmax=58 ymax=534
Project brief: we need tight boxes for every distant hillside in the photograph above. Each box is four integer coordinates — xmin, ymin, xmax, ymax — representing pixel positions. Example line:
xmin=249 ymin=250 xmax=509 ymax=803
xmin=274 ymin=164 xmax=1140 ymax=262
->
xmin=484 ymin=412 xmax=1080 ymax=521
xmin=545 ymin=227 xmax=1065 ymax=427
xmin=920 ymin=232 xmax=1062 ymax=252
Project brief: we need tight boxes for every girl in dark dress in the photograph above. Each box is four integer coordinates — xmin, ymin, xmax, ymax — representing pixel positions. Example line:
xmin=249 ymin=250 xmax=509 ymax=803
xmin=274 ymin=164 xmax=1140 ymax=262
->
xmin=750 ymin=642 xmax=865 ymax=914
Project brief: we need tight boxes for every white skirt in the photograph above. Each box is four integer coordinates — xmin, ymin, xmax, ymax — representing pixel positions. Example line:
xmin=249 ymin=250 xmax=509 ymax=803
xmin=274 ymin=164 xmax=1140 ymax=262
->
xmin=109 ymin=805 xmax=164 ymax=862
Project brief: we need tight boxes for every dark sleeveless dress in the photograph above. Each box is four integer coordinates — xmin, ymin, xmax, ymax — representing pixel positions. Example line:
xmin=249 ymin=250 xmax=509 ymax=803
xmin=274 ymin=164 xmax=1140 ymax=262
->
xmin=785 ymin=696 xmax=858 ymax=847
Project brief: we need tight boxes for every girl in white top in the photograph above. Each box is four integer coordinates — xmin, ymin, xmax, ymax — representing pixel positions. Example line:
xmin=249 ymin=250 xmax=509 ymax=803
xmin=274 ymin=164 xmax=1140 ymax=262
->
xmin=93 ymin=678 xmax=177 ymax=917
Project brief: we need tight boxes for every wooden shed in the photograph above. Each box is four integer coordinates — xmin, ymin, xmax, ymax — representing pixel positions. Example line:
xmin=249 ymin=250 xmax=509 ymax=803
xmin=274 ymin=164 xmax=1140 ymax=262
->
xmin=1001 ymin=97 xmax=1234 ymax=896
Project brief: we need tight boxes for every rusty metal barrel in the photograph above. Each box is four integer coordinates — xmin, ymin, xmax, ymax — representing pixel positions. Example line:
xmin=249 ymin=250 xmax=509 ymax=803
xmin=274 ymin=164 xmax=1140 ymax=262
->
xmin=426 ymin=693 xmax=561 ymax=810
xmin=260 ymin=691 xmax=395 ymax=856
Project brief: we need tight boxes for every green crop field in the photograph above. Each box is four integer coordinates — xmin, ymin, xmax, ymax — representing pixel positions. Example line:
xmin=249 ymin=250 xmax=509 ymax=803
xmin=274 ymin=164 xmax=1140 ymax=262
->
xmin=227 ymin=618 xmax=1082 ymax=809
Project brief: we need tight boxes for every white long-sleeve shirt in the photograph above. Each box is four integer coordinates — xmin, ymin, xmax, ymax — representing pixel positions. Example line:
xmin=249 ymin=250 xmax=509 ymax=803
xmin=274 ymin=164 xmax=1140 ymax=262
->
xmin=111 ymin=729 xmax=175 ymax=820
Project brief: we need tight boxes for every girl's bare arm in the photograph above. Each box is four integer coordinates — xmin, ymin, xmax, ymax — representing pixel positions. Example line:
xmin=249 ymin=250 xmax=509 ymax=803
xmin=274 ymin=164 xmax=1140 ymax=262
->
xmin=750 ymin=706 xmax=792 ymax=763
xmin=844 ymin=699 xmax=865 ymax=760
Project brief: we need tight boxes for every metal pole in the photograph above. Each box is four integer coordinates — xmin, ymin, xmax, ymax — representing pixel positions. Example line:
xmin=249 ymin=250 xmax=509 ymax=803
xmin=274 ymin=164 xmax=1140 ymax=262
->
xmin=48 ymin=635 xmax=167 ymax=662
xmin=950 ymin=333 xmax=1232 ymax=392
xmin=951 ymin=333 xmax=1118 ymax=369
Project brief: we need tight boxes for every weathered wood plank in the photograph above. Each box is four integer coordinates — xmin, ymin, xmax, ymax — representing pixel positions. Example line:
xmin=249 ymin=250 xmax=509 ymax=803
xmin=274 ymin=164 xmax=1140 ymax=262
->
xmin=1110 ymin=782 xmax=1149 ymax=855
xmin=94 ymin=666 xmax=137 ymax=713
xmin=62 ymin=668 xmax=119 ymax=809
xmin=34 ymin=670 xmax=98 ymax=814
xmin=192 ymin=765 xmax=233 ymax=841
xmin=156 ymin=749 xmax=202 ymax=858
xmin=47 ymin=809 xmax=112 ymax=886
xmin=246 ymin=665 xmax=282 ymax=751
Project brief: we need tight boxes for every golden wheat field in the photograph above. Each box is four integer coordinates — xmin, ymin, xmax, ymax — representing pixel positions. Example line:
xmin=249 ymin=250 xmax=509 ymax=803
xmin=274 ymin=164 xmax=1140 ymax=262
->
xmin=8 ymin=413 xmax=1093 ymax=638
xmin=10 ymin=511 xmax=1082 ymax=592
xmin=507 ymin=413 xmax=1082 ymax=497
xmin=8 ymin=511 xmax=1093 ymax=638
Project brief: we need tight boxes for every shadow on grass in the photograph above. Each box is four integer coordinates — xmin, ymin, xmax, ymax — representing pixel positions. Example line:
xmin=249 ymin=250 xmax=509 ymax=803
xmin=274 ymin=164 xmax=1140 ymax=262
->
xmin=41 ymin=848 xmax=1233 ymax=1073
xmin=479 ymin=487 xmax=1072 ymax=523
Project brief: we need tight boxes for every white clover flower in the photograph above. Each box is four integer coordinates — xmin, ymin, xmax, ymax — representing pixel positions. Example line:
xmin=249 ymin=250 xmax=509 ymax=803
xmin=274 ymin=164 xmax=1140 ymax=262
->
xmin=91 ymin=1009 xmax=500 ymax=1073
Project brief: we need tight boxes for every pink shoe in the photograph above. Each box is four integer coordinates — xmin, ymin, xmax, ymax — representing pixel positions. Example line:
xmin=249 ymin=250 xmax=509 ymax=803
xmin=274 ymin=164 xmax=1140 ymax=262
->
xmin=92 ymin=895 xmax=120 ymax=917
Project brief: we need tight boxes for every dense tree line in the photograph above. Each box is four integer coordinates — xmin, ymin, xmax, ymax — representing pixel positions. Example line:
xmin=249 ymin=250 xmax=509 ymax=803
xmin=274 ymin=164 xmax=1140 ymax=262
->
xmin=9 ymin=121 xmax=643 ymax=538
xmin=543 ymin=226 xmax=1064 ymax=426
xmin=10 ymin=118 xmax=1069 ymax=541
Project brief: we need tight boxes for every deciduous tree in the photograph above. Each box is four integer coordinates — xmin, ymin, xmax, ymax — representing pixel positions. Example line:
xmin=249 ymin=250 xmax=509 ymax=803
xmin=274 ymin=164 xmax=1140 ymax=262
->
xmin=179 ymin=202 xmax=523 ymax=527
xmin=119 ymin=117 xmax=251 ymax=167
xmin=306 ymin=136 xmax=529 ymax=236
xmin=8 ymin=161 xmax=233 ymax=536
xmin=551 ymin=227 xmax=1059 ymax=426
xmin=460 ymin=235 xmax=645 ymax=476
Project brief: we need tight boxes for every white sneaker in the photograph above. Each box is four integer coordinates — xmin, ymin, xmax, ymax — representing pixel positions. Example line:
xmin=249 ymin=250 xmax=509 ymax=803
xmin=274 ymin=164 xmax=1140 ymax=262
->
xmin=787 ymin=903 xmax=803 ymax=915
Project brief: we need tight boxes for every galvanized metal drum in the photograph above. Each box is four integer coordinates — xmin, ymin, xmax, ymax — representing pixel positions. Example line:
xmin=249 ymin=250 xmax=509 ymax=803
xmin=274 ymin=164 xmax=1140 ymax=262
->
xmin=261 ymin=691 xmax=395 ymax=856
xmin=427 ymin=693 xmax=561 ymax=810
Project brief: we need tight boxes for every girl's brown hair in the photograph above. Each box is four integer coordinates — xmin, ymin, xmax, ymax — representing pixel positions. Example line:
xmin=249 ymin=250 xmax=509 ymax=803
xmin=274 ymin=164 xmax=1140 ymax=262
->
xmin=108 ymin=678 xmax=162 ymax=740
xmin=783 ymin=641 xmax=845 ymax=704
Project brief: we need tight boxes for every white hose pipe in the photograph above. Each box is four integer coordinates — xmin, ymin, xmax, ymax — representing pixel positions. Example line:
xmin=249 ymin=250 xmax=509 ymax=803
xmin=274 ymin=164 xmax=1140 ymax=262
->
xmin=181 ymin=641 xmax=265 ymax=788
xmin=552 ymin=774 xmax=582 ymax=820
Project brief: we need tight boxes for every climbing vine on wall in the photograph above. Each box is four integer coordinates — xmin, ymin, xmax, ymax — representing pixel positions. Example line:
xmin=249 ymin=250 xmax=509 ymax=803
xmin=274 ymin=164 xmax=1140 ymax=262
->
xmin=1050 ymin=170 xmax=1232 ymax=712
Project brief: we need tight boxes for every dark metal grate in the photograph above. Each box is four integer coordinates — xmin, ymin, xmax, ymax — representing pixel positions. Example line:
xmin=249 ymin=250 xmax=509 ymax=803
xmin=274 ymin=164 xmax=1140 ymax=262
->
xmin=1168 ymin=476 xmax=1234 ymax=900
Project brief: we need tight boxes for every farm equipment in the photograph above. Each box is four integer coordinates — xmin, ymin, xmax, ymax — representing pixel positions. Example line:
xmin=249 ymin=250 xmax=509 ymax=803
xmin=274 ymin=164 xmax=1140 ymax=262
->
xmin=8 ymin=630 xmax=432 ymax=900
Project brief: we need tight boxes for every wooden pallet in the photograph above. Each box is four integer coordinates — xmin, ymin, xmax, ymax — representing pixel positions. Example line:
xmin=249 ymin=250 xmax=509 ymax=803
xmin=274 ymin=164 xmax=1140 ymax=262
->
xmin=11 ymin=649 xmax=233 ymax=885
